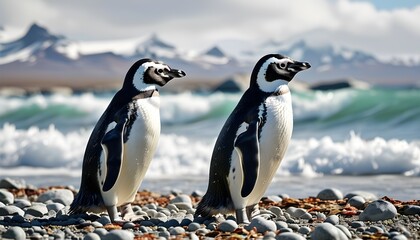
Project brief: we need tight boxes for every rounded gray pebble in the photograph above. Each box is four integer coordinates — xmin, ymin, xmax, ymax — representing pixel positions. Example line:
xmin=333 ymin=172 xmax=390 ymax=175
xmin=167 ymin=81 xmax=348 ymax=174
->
xmin=348 ymin=196 xmax=366 ymax=209
xmin=96 ymin=215 xmax=112 ymax=225
xmin=359 ymin=200 xmax=397 ymax=221
xmin=350 ymin=221 xmax=365 ymax=228
xmin=286 ymin=207 xmax=307 ymax=218
xmin=269 ymin=206 xmax=283 ymax=217
xmin=403 ymin=205 xmax=420 ymax=215
xmin=37 ymin=189 xmax=74 ymax=206
xmin=3 ymin=226 xmax=26 ymax=240
xmin=188 ymin=222 xmax=202 ymax=231
xmin=297 ymin=226 xmax=311 ymax=235
xmin=102 ymin=230 xmax=134 ymax=240
xmin=311 ymin=223 xmax=349 ymax=240
xmin=0 ymin=189 xmax=14 ymax=204
xmin=344 ymin=191 xmax=377 ymax=201
xmin=276 ymin=221 xmax=288 ymax=229
xmin=218 ymin=219 xmax=238 ymax=232
xmin=391 ymin=234 xmax=408 ymax=240
xmin=25 ymin=204 xmax=48 ymax=217
xmin=46 ymin=202 xmax=65 ymax=212
xmin=317 ymin=188 xmax=343 ymax=200
xmin=325 ymin=215 xmax=339 ymax=225
xmin=336 ymin=225 xmax=352 ymax=238
xmin=93 ymin=228 xmax=108 ymax=237
xmin=123 ymin=222 xmax=136 ymax=229
xmin=83 ymin=232 xmax=101 ymax=240
xmin=169 ymin=226 xmax=186 ymax=235
xmin=13 ymin=199 xmax=31 ymax=208
xmin=170 ymin=194 xmax=192 ymax=208
xmin=246 ymin=217 xmax=277 ymax=233
xmin=0 ymin=205 xmax=25 ymax=216
xmin=276 ymin=232 xmax=306 ymax=240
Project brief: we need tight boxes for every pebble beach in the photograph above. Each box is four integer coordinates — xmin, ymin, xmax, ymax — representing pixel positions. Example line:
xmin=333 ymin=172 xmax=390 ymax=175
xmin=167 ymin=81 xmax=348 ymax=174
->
xmin=0 ymin=178 xmax=419 ymax=240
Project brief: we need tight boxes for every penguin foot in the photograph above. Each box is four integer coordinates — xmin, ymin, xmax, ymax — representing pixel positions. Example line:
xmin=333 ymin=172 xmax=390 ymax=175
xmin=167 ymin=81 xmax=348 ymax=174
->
xmin=235 ymin=208 xmax=250 ymax=224
xmin=106 ymin=205 xmax=121 ymax=223
xmin=120 ymin=203 xmax=143 ymax=221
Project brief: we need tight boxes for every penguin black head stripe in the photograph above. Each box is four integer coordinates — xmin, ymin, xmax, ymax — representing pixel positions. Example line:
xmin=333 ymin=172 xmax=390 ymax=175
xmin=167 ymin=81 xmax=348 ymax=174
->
xmin=123 ymin=59 xmax=186 ymax=91
xmin=251 ymin=54 xmax=310 ymax=93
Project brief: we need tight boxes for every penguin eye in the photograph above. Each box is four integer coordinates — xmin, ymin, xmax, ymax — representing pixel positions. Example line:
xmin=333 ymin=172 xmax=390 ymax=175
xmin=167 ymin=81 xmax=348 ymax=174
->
xmin=278 ymin=62 xmax=287 ymax=69
xmin=156 ymin=68 xmax=164 ymax=74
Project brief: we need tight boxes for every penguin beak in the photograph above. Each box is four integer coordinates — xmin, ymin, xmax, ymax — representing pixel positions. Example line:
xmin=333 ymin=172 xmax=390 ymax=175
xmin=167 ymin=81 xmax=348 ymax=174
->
xmin=288 ymin=61 xmax=311 ymax=73
xmin=165 ymin=69 xmax=186 ymax=78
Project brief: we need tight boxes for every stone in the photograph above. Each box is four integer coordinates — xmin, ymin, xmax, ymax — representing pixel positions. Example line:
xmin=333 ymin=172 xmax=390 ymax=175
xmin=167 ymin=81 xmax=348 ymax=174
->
xmin=169 ymin=226 xmax=186 ymax=235
xmin=170 ymin=194 xmax=192 ymax=209
xmin=0 ymin=189 xmax=14 ymax=204
xmin=402 ymin=205 xmax=420 ymax=215
xmin=25 ymin=204 xmax=48 ymax=217
xmin=0 ymin=178 xmax=25 ymax=189
xmin=13 ymin=199 xmax=32 ymax=208
xmin=325 ymin=215 xmax=340 ymax=225
xmin=311 ymin=223 xmax=349 ymax=240
xmin=269 ymin=206 xmax=283 ymax=217
xmin=348 ymin=196 xmax=366 ymax=209
xmin=317 ymin=188 xmax=343 ymax=200
xmin=286 ymin=207 xmax=307 ymax=218
xmin=0 ymin=205 xmax=25 ymax=216
xmin=102 ymin=230 xmax=134 ymax=240
xmin=218 ymin=219 xmax=238 ymax=232
xmin=2 ymin=226 xmax=26 ymax=240
xmin=336 ymin=225 xmax=352 ymax=238
xmin=344 ymin=191 xmax=377 ymax=201
xmin=46 ymin=202 xmax=65 ymax=212
xmin=359 ymin=200 xmax=397 ymax=221
xmin=246 ymin=217 xmax=277 ymax=233
xmin=276 ymin=232 xmax=306 ymax=240
xmin=37 ymin=189 xmax=74 ymax=206
xmin=188 ymin=222 xmax=202 ymax=231
xmin=83 ymin=233 xmax=101 ymax=240
xmin=297 ymin=226 xmax=311 ymax=235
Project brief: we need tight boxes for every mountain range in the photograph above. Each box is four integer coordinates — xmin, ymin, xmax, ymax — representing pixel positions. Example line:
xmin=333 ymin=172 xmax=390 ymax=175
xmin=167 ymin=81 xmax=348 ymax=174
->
xmin=0 ymin=23 xmax=419 ymax=91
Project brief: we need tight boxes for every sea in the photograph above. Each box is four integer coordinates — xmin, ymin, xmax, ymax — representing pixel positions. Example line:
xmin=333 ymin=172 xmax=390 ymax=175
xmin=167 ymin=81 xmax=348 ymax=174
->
xmin=0 ymin=87 xmax=419 ymax=200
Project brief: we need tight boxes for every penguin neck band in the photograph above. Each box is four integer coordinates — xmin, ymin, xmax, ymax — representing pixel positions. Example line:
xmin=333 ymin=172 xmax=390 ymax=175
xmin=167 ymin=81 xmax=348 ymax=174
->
xmin=133 ymin=89 xmax=159 ymax=100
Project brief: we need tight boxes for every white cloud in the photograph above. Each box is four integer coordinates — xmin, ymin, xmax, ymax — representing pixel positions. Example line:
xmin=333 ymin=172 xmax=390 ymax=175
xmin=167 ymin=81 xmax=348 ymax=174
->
xmin=0 ymin=0 xmax=419 ymax=58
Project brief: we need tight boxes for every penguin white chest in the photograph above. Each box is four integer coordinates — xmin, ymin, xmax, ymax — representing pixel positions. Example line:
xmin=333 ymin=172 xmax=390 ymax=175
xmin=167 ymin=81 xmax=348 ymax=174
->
xmin=229 ymin=91 xmax=293 ymax=207
xmin=100 ymin=96 xmax=161 ymax=206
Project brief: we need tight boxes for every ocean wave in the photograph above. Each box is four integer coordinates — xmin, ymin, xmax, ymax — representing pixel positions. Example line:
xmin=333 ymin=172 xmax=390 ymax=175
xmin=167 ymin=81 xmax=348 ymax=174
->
xmin=1 ymin=124 xmax=419 ymax=177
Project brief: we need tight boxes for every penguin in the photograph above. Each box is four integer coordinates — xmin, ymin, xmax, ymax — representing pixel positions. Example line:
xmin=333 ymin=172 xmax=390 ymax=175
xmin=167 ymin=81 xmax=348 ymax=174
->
xmin=69 ymin=59 xmax=186 ymax=222
xmin=195 ymin=54 xmax=310 ymax=224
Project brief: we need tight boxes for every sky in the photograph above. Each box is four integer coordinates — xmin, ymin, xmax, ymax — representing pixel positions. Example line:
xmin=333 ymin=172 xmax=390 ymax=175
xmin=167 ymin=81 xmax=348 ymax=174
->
xmin=0 ymin=0 xmax=420 ymax=59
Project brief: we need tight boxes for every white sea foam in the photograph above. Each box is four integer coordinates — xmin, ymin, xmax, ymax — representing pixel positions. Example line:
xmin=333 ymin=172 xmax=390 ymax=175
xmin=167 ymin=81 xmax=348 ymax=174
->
xmin=1 ymin=123 xmax=419 ymax=178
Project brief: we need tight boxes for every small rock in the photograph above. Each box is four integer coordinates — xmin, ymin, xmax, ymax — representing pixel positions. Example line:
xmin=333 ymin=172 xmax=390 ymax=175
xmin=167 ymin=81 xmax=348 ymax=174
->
xmin=317 ymin=188 xmax=343 ymax=200
xmin=311 ymin=223 xmax=349 ymax=240
xmin=191 ymin=190 xmax=204 ymax=198
xmin=344 ymin=191 xmax=377 ymax=201
xmin=276 ymin=232 xmax=306 ymax=240
xmin=188 ymin=222 xmax=202 ymax=231
xmin=336 ymin=225 xmax=352 ymax=238
xmin=0 ymin=189 xmax=14 ymax=204
xmin=0 ymin=178 xmax=25 ymax=189
xmin=3 ymin=226 xmax=26 ymax=240
xmin=269 ymin=206 xmax=283 ymax=217
xmin=93 ymin=228 xmax=108 ymax=237
xmin=0 ymin=205 xmax=25 ymax=216
xmin=348 ymin=196 xmax=366 ymax=209
xmin=170 ymin=194 xmax=192 ymax=209
xmin=169 ymin=226 xmax=186 ymax=235
xmin=297 ymin=226 xmax=311 ymax=235
xmin=266 ymin=195 xmax=282 ymax=202
xmin=37 ymin=189 xmax=74 ymax=206
xmin=286 ymin=207 xmax=307 ymax=218
xmin=96 ymin=215 xmax=112 ymax=225
xmin=350 ymin=221 xmax=365 ymax=228
xmin=391 ymin=233 xmax=408 ymax=240
xmin=276 ymin=221 xmax=288 ymax=229
xmin=218 ymin=219 xmax=238 ymax=232
xmin=325 ymin=215 xmax=339 ymax=225
xmin=13 ymin=199 xmax=32 ymax=208
xmin=402 ymin=205 xmax=420 ymax=215
xmin=25 ymin=204 xmax=48 ymax=217
xmin=246 ymin=217 xmax=277 ymax=233
xmin=83 ymin=233 xmax=101 ymax=240
xmin=122 ymin=222 xmax=136 ymax=229
xmin=46 ymin=202 xmax=65 ymax=212
xmin=359 ymin=200 xmax=397 ymax=221
xmin=102 ymin=230 xmax=134 ymax=240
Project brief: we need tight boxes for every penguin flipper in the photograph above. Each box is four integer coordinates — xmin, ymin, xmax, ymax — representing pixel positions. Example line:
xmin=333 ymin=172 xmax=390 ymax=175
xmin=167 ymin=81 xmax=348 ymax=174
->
xmin=234 ymin=118 xmax=261 ymax=198
xmin=101 ymin=114 xmax=128 ymax=192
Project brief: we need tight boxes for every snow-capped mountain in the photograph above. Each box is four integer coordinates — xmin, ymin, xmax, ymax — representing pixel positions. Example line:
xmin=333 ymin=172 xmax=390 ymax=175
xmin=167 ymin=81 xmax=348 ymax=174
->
xmin=0 ymin=23 xmax=419 ymax=90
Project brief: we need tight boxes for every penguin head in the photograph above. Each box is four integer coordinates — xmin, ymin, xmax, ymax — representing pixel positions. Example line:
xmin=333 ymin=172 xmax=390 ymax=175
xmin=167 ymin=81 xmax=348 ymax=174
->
xmin=124 ymin=58 xmax=186 ymax=91
xmin=251 ymin=54 xmax=310 ymax=93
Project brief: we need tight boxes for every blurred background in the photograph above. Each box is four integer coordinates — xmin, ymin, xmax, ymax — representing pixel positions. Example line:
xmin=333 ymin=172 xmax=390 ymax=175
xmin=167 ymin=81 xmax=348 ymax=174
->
xmin=0 ymin=0 xmax=419 ymax=200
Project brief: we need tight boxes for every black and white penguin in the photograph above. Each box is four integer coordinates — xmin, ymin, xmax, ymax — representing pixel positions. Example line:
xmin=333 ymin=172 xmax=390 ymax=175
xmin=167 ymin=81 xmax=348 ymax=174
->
xmin=69 ymin=59 xmax=185 ymax=222
xmin=195 ymin=54 xmax=310 ymax=224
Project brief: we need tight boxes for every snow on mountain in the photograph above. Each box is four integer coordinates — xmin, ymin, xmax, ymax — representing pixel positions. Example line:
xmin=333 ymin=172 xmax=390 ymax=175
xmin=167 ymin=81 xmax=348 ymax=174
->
xmin=0 ymin=23 xmax=419 ymax=89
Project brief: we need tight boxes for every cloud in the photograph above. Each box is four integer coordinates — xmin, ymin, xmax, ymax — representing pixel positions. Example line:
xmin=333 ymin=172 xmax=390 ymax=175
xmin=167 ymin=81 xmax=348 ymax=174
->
xmin=0 ymin=0 xmax=419 ymax=58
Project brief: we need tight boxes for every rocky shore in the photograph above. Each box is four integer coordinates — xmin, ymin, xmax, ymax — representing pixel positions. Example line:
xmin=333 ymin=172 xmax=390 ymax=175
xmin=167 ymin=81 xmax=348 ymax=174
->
xmin=0 ymin=178 xmax=419 ymax=239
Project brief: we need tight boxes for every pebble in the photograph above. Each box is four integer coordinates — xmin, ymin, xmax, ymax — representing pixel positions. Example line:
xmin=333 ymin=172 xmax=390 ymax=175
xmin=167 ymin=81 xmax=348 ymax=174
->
xmin=0 ymin=178 xmax=25 ymax=189
xmin=344 ymin=191 xmax=377 ymax=201
xmin=297 ymin=226 xmax=311 ymax=235
xmin=170 ymin=194 xmax=192 ymax=209
xmin=325 ymin=214 xmax=340 ymax=225
xmin=37 ymin=189 xmax=74 ymax=206
xmin=46 ymin=202 xmax=65 ymax=212
xmin=218 ymin=219 xmax=238 ymax=232
xmin=83 ymin=232 xmax=101 ymax=240
xmin=348 ymin=195 xmax=366 ymax=209
xmin=276 ymin=232 xmax=306 ymax=240
xmin=402 ymin=205 xmax=420 ymax=215
xmin=0 ymin=205 xmax=25 ymax=216
xmin=269 ymin=206 xmax=283 ymax=217
xmin=188 ymin=222 xmax=202 ymax=231
xmin=25 ymin=204 xmax=48 ymax=217
xmin=169 ymin=226 xmax=186 ymax=235
xmin=102 ymin=230 xmax=135 ymax=240
xmin=359 ymin=200 xmax=397 ymax=221
xmin=316 ymin=188 xmax=343 ymax=200
xmin=0 ymin=189 xmax=14 ymax=204
xmin=2 ymin=226 xmax=26 ymax=240
xmin=13 ymin=199 xmax=32 ymax=208
xmin=286 ymin=207 xmax=307 ymax=218
xmin=311 ymin=223 xmax=349 ymax=240
xmin=246 ymin=216 xmax=277 ymax=233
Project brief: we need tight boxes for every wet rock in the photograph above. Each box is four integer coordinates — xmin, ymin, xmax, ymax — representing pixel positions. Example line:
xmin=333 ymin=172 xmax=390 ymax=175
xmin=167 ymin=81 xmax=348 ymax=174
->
xmin=359 ymin=200 xmax=397 ymax=221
